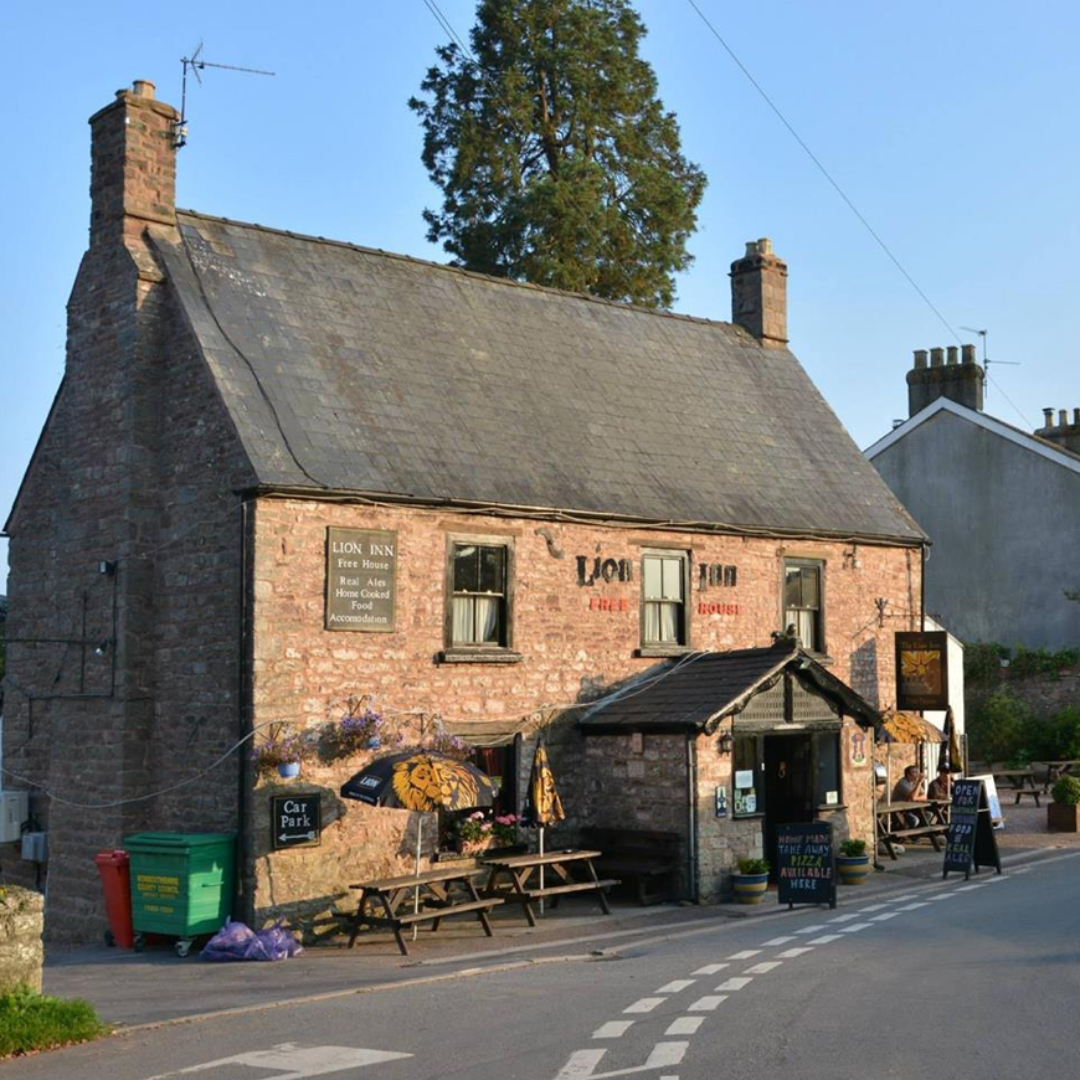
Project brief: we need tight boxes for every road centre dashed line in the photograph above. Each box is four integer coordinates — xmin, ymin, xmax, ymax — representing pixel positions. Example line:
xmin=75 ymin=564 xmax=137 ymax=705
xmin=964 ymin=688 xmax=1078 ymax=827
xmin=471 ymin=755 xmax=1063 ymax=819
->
xmin=870 ymin=912 xmax=899 ymax=921
xmin=692 ymin=963 xmax=728 ymax=975
xmin=624 ymin=997 xmax=665 ymax=1014
xmin=857 ymin=903 xmax=888 ymax=912
xmin=795 ymin=924 xmax=827 ymax=934
xmin=955 ymin=884 xmax=987 ymax=891
xmin=554 ymin=1048 xmax=607 ymax=1079
xmin=839 ymin=923 xmax=872 ymax=933
xmin=715 ymin=976 xmax=753 ymax=991
xmin=828 ymin=913 xmax=859 ymax=923
xmin=593 ymin=1021 xmax=634 ymax=1039
xmin=807 ymin=934 xmax=843 ymax=944
xmin=896 ymin=902 xmax=930 ymax=911
xmin=726 ymin=949 xmax=761 ymax=960
xmin=689 ymin=995 xmax=728 ymax=1011
xmin=744 ymin=961 xmax=783 ymax=974
xmin=666 ymin=1016 xmax=705 ymax=1035
xmin=777 ymin=946 xmax=814 ymax=958
xmin=888 ymin=894 xmax=919 ymax=902
xmin=656 ymin=979 xmax=696 ymax=994
xmin=761 ymin=936 xmax=796 ymax=946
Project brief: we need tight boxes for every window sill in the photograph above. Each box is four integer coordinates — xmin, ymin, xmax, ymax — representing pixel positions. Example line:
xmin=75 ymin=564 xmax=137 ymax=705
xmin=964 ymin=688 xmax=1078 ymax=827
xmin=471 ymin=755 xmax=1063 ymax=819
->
xmin=438 ymin=649 xmax=523 ymax=665
xmin=636 ymin=645 xmax=693 ymax=659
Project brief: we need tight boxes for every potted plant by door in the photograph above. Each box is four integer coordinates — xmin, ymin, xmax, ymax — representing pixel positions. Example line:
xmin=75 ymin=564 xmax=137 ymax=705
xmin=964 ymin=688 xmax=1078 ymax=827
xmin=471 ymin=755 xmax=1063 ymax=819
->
xmin=836 ymin=838 xmax=871 ymax=885
xmin=731 ymin=857 xmax=770 ymax=904
xmin=1048 ymin=776 xmax=1080 ymax=832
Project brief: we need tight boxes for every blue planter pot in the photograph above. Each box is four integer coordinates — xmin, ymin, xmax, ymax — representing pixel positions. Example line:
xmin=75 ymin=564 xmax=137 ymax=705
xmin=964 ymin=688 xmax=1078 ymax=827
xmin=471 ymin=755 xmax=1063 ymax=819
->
xmin=277 ymin=762 xmax=301 ymax=779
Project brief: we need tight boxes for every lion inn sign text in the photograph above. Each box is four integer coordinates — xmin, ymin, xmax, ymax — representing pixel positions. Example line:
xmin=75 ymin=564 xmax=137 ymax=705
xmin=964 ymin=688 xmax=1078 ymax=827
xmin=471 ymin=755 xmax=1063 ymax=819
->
xmin=325 ymin=527 xmax=398 ymax=632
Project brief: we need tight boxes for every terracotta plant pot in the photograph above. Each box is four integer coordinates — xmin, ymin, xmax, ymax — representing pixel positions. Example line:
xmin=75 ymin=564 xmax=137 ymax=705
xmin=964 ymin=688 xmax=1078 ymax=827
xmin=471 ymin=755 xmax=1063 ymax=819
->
xmin=836 ymin=855 xmax=871 ymax=885
xmin=1047 ymin=802 xmax=1080 ymax=832
xmin=732 ymin=872 xmax=769 ymax=904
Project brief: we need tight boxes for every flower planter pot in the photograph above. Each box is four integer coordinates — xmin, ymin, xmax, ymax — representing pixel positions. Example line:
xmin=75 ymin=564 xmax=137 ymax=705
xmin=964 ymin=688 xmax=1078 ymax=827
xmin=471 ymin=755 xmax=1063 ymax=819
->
xmin=836 ymin=854 xmax=871 ymax=885
xmin=731 ymin=872 xmax=769 ymax=904
xmin=276 ymin=762 xmax=301 ymax=779
xmin=457 ymin=836 xmax=493 ymax=856
xmin=1047 ymin=802 xmax=1080 ymax=832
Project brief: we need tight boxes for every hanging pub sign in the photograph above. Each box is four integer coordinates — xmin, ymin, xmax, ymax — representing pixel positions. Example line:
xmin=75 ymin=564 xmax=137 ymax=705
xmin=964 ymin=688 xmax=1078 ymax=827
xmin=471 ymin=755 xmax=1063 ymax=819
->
xmin=326 ymin=527 xmax=397 ymax=632
xmin=271 ymin=794 xmax=322 ymax=850
xmin=776 ymin=821 xmax=836 ymax=909
xmin=895 ymin=631 xmax=949 ymax=710
xmin=943 ymin=778 xmax=1001 ymax=879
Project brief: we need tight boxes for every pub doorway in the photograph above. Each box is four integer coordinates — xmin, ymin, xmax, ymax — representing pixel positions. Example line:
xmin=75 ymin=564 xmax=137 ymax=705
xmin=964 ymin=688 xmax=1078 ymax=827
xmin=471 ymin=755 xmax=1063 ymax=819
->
xmin=764 ymin=733 xmax=815 ymax=876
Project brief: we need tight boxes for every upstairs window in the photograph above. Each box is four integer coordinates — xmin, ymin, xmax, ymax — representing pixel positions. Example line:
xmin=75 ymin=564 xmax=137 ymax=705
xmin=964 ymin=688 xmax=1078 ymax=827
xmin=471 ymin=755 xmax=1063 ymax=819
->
xmin=642 ymin=551 xmax=688 ymax=647
xmin=451 ymin=543 xmax=508 ymax=647
xmin=784 ymin=559 xmax=824 ymax=653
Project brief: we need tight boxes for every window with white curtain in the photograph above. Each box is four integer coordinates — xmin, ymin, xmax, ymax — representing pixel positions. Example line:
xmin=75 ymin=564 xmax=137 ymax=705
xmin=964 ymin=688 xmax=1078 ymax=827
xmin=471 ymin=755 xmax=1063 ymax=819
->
xmin=642 ymin=551 xmax=688 ymax=647
xmin=451 ymin=542 xmax=508 ymax=647
xmin=783 ymin=559 xmax=824 ymax=653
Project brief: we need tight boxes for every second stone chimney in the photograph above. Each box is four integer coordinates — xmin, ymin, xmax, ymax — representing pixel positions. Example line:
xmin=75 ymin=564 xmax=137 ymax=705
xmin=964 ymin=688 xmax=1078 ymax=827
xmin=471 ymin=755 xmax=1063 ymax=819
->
xmin=730 ymin=238 xmax=788 ymax=347
xmin=906 ymin=342 xmax=984 ymax=416
xmin=1035 ymin=407 xmax=1080 ymax=454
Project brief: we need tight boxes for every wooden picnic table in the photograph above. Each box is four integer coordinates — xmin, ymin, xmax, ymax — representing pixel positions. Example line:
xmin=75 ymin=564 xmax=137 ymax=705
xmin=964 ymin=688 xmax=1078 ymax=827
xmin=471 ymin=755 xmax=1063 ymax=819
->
xmin=876 ymin=798 xmax=950 ymax=861
xmin=1038 ymin=760 xmax=1080 ymax=792
xmin=482 ymin=849 xmax=618 ymax=927
xmin=346 ymin=864 xmax=502 ymax=956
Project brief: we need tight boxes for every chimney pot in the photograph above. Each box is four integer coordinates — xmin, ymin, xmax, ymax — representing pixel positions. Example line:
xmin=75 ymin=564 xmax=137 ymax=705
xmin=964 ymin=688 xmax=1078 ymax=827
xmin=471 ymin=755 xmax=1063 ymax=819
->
xmin=930 ymin=347 xmax=945 ymax=368
xmin=1059 ymin=410 xmax=1069 ymax=427
xmin=961 ymin=344 xmax=976 ymax=365
xmin=132 ymin=79 xmax=156 ymax=99
xmin=1042 ymin=408 xmax=1055 ymax=428
xmin=947 ymin=346 xmax=959 ymax=366
xmin=913 ymin=349 xmax=928 ymax=370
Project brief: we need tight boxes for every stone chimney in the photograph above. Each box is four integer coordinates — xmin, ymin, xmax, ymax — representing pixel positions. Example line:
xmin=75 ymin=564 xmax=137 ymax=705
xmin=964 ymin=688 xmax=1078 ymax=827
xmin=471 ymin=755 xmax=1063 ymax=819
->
xmin=906 ymin=342 xmax=984 ymax=416
xmin=88 ymin=80 xmax=178 ymax=262
xmin=1035 ymin=407 xmax=1080 ymax=454
xmin=730 ymin=238 xmax=788 ymax=347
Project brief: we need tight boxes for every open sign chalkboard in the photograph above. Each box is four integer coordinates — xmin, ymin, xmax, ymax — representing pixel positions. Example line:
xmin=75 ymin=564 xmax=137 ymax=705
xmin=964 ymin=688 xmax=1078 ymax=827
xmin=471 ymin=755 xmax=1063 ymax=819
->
xmin=776 ymin=821 xmax=836 ymax=909
xmin=943 ymin=779 xmax=1000 ymax=879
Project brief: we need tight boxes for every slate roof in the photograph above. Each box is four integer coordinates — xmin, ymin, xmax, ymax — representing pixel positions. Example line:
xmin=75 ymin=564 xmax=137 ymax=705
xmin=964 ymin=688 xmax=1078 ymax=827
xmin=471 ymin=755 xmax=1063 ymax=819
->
xmin=578 ymin=643 xmax=880 ymax=734
xmin=152 ymin=211 xmax=925 ymax=542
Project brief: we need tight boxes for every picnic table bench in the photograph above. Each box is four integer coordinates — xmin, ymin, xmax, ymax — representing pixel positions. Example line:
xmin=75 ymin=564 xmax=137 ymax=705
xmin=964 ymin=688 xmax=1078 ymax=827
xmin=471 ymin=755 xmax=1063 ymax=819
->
xmin=483 ymin=849 xmax=618 ymax=927
xmin=876 ymin=799 xmax=950 ymax=860
xmin=1037 ymin=760 xmax=1080 ymax=793
xmin=580 ymin=826 xmax=679 ymax=906
xmin=347 ymin=865 xmax=502 ymax=956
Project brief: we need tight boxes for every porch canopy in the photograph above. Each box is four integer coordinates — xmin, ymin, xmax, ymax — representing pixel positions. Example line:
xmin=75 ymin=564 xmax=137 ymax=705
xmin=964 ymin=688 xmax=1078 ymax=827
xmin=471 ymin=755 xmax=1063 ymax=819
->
xmin=578 ymin=641 xmax=881 ymax=736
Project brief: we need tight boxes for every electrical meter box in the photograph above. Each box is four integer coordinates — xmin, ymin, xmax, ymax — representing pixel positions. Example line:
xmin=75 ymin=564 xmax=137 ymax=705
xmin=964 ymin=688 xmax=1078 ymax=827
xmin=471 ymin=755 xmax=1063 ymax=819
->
xmin=0 ymin=792 xmax=29 ymax=843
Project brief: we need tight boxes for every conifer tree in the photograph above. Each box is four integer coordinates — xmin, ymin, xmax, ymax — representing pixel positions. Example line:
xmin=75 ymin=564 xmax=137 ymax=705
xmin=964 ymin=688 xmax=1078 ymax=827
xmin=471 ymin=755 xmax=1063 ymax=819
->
xmin=410 ymin=0 xmax=706 ymax=308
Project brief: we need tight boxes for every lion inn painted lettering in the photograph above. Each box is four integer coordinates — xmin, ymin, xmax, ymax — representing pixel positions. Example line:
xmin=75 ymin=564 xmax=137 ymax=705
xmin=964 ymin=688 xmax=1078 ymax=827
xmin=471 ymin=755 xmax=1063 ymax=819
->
xmin=326 ymin=527 xmax=398 ymax=632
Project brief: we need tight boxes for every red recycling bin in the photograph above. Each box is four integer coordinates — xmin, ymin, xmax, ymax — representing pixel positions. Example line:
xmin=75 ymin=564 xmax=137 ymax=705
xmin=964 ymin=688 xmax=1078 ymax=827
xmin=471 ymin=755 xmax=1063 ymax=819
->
xmin=94 ymin=849 xmax=135 ymax=949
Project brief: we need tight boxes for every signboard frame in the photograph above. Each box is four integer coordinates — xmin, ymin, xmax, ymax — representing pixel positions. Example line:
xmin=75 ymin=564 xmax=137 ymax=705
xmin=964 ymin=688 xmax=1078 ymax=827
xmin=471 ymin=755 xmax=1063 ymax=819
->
xmin=895 ymin=630 xmax=950 ymax=711
xmin=776 ymin=820 xmax=837 ymax=910
xmin=942 ymin=778 xmax=1001 ymax=879
xmin=325 ymin=527 xmax=398 ymax=633
xmin=271 ymin=793 xmax=323 ymax=851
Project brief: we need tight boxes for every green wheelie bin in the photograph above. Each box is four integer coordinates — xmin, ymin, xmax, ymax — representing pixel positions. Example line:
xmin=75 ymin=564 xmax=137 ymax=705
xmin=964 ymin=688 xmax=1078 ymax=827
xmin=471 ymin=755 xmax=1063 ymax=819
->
xmin=124 ymin=832 xmax=236 ymax=956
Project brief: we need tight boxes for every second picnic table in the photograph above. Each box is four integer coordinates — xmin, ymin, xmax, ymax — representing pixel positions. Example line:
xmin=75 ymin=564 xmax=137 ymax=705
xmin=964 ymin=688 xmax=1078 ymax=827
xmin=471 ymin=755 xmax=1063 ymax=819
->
xmin=876 ymin=798 xmax=950 ymax=860
xmin=482 ymin=849 xmax=618 ymax=927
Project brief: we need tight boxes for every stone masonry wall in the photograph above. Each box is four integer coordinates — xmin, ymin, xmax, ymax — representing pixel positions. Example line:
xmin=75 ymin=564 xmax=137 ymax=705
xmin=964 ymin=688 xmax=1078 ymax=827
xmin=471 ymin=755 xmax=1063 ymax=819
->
xmin=0 ymin=887 xmax=44 ymax=993
xmin=249 ymin=497 xmax=920 ymax=925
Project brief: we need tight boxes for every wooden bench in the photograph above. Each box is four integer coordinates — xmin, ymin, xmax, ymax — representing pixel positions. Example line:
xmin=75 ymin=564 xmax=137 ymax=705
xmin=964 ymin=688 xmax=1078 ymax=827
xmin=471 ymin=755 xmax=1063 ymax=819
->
xmin=483 ymin=850 xmax=618 ymax=927
xmin=1014 ymin=788 xmax=1042 ymax=806
xmin=580 ymin=827 xmax=680 ymax=906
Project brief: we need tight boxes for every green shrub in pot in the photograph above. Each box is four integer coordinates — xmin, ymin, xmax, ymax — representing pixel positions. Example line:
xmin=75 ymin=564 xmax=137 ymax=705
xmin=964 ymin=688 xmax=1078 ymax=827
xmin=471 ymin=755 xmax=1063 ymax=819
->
xmin=1051 ymin=776 xmax=1080 ymax=804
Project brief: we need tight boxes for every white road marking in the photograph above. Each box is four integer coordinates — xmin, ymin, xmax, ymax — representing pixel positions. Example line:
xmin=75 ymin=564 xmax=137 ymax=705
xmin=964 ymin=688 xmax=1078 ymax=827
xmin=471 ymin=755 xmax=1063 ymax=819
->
xmin=777 ymin=946 xmax=815 ymax=958
xmin=593 ymin=1022 xmax=634 ymax=1039
xmin=828 ymin=913 xmax=859 ymax=923
xmin=656 ymin=980 xmax=696 ymax=994
xmin=807 ymin=934 xmax=843 ymax=944
xmin=795 ymin=924 xmax=827 ymax=934
xmin=665 ymin=1016 xmax=705 ymax=1036
xmin=691 ymin=963 xmax=728 ymax=975
xmin=689 ymin=995 xmax=728 ymax=1011
xmin=870 ymin=912 xmax=899 ymax=921
xmin=761 ymin=935 xmax=796 ymax=946
xmin=624 ymin=997 xmax=665 ymax=1014
xmin=715 ymin=976 xmax=753 ymax=991
xmin=554 ymin=1048 xmax=607 ymax=1079
xmin=922 ymin=894 xmax=954 ymax=901
xmin=956 ymin=884 xmax=987 ymax=892
xmin=644 ymin=1044 xmax=689 ymax=1070
xmin=144 ymin=1043 xmax=413 ymax=1080
xmin=896 ymin=902 xmax=929 ymax=911
xmin=744 ymin=961 xmax=783 ymax=974
xmin=726 ymin=949 xmax=761 ymax=959
xmin=857 ymin=903 xmax=888 ymax=912
xmin=888 ymin=894 xmax=919 ymax=902
xmin=986 ymin=875 xmax=1008 ymax=883
xmin=840 ymin=922 xmax=872 ymax=933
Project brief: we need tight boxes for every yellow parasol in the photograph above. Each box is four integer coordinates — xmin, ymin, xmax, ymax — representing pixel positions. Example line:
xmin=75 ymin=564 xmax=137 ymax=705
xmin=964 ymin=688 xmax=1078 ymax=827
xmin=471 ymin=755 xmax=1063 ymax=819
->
xmin=523 ymin=738 xmax=565 ymax=913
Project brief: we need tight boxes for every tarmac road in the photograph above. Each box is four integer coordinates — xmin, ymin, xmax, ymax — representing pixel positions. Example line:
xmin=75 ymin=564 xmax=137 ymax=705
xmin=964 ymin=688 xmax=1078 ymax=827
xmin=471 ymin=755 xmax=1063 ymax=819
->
xmin=7 ymin=850 xmax=1079 ymax=1080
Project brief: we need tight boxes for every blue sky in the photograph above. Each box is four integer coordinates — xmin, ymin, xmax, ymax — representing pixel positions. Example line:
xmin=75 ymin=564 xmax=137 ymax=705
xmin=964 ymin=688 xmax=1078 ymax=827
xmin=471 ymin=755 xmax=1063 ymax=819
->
xmin=3 ymin=1 xmax=1078 ymax=580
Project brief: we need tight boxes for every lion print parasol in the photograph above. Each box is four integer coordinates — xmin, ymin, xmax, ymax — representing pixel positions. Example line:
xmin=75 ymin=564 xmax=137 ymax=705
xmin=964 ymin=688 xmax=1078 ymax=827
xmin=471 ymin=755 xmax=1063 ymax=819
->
xmin=341 ymin=750 xmax=497 ymax=812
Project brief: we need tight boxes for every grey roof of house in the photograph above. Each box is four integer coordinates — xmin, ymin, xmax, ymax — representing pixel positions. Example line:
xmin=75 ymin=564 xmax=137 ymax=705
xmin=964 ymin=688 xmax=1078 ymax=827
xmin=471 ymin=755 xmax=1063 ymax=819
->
xmin=578 ymin=643 xmax=880 ymax=733
xmin=152 ymin=211 xmax=925 ymax=542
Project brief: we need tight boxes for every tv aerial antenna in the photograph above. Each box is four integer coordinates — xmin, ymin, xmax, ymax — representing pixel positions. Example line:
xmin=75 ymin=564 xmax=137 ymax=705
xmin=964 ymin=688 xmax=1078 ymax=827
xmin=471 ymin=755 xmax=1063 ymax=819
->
xmin=959 ymin=327 xmax=1020 ymax=400
xmin=174 ymin=42 xmax=275 ymax=149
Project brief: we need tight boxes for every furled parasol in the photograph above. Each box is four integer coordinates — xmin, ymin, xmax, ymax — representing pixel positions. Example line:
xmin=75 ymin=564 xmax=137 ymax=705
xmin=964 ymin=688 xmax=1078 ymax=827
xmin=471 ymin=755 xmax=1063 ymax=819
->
xmin=521 ymin=738 xmax=565 ymax=914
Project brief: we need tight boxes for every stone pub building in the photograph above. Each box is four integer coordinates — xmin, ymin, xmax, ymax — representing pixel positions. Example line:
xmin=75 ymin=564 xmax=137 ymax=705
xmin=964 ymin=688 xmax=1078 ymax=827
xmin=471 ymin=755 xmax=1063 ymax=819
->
xmin=3 ymin=81 xmax=926 ymax=941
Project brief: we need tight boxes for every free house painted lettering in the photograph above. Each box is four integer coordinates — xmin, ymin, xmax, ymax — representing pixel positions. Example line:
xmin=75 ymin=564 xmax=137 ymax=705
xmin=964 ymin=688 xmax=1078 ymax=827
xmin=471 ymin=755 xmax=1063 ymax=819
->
xmin=326 ymin=527 xmax=398 ymax=632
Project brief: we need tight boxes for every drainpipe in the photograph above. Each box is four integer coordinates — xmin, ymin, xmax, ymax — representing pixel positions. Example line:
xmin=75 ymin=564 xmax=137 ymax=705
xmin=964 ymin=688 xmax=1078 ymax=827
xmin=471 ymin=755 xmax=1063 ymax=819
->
xmin=236 ymin=496 xmax=254 ymax=924
xmin=686 ymin=734 xmax=699 ymax=903
xmin=920 ymin=543 xmax=927 ymax=632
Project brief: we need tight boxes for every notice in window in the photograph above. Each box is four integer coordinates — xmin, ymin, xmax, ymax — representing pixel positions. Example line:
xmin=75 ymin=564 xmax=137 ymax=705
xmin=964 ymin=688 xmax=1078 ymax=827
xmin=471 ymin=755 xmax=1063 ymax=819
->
xmin=326 ymin=527 xmax=398 ymax=632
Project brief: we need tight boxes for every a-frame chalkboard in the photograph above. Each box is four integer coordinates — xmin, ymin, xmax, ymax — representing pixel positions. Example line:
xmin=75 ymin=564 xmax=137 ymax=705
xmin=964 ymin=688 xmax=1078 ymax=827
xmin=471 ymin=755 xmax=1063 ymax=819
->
xmin=943 ymin=778 xmax=1001 ymax=879
xmin=777 ymin=821 xmax=837 ymax=909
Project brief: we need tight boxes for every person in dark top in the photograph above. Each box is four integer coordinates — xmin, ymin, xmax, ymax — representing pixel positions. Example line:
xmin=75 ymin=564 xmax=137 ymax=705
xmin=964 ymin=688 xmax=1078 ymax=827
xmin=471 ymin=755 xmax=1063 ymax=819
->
xmin=927 ymin=764 xmax=952 ymax=802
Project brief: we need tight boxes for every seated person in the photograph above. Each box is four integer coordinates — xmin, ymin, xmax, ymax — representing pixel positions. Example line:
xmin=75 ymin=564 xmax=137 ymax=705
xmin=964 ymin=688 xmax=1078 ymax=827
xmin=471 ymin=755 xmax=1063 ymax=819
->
xmin=927 ymin=764 xmax=951 ymax=801
xmin=891 ymin=765 xmax=924 ymax=830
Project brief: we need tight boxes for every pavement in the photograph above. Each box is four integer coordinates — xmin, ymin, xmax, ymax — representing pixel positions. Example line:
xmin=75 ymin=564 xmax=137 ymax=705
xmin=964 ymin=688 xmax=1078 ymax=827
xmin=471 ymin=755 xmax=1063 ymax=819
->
xmin=43 ymin=828 xmax=1072 ymax=1030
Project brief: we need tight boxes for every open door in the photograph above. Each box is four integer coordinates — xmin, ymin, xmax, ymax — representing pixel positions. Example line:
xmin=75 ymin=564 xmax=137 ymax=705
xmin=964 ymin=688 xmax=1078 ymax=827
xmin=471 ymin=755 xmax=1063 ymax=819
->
xmin=764 ymin=733 xmax=814 ymax=876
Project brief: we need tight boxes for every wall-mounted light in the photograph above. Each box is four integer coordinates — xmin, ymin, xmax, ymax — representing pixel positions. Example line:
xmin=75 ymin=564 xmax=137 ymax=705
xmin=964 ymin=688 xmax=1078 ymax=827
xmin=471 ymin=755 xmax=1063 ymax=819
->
xmin=717 ymin=731 xmax=734 ymax=755
xmin=98 ymin=560 xmax=117 ymax=576
xmin=93 ymin=640 xmax=111 ymax=657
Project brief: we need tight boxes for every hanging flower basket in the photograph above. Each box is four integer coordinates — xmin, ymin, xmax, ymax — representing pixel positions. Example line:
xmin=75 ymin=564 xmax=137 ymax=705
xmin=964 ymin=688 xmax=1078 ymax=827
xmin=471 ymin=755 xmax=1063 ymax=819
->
xmin=277 ymin=762 xmax=301 ymax=780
